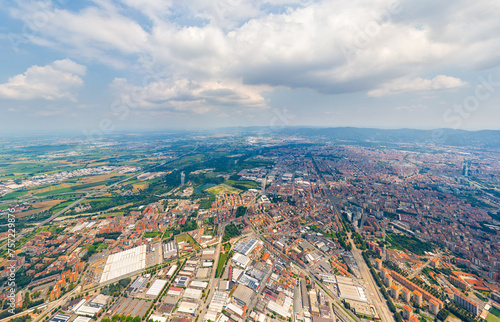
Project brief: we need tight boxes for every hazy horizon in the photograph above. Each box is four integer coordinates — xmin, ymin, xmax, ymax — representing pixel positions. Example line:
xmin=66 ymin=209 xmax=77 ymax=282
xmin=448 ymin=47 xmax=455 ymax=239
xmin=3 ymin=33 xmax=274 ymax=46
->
xmin=1 ymin=1 xmax=500 ymax=132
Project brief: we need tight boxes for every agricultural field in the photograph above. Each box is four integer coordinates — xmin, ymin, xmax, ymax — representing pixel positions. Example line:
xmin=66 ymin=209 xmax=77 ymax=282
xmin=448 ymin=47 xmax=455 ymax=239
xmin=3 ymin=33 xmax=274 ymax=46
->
xmin=16 ymin=199 xmax=65 ymax=218
xmin=36 ymin=173 xmax=125 ymax=194
xmin=0 ymin=160 xmax=77 ymax=177
xmin=30 ymin=182 xmax=77 ymax=195
xmin=0 ymin=173 xmax=126 ymax=201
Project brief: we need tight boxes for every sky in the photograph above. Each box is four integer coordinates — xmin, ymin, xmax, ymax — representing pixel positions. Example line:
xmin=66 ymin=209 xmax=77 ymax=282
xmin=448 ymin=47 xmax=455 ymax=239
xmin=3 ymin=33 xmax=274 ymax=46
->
xmin=1 ymin=0 xmax=500 ymax=135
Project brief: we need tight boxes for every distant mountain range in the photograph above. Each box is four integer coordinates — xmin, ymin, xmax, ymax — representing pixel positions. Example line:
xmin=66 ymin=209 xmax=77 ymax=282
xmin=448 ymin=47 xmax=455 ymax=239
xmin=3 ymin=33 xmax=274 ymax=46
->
xmin=219 ymin=126 xmax=500 ymax=149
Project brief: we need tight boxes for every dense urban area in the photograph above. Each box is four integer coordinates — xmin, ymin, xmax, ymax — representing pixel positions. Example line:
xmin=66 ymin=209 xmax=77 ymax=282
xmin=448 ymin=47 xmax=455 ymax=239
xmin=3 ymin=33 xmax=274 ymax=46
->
xmin=1 ymin=128 xmax=500 ymax=322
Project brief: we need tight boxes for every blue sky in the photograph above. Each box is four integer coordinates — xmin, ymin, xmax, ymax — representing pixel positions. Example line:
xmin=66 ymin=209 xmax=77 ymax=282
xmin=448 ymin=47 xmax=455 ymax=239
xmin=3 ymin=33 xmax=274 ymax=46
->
xmin=1 ymin=0 xmax=500 ymax=134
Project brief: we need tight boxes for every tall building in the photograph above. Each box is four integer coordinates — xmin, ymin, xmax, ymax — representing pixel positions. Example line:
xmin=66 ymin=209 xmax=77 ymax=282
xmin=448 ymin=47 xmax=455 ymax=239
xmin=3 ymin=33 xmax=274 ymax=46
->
xmin=428 ymin=299 xmax=441 ymax=315
xmin=413 ymin=290 xmax=423 ymax=307
xmin=391 ymin=271 xmax=443 ymax=311
xmin=181 ymin=172 xmax=185 ymax=185
xmin=402 ymin=305 xmax=413 ymax=320
xmin=454 ymin=292 xmax=479 ymax=316
xmin=50 ymin=287 xmax=61 ymax=301
xmin=449 ymin=275 xmax=468 ymax=290
xmin=401 ymin=287 xmax=411 ymax=303
xmin=390 ymin=284 xmax=401 ymax=299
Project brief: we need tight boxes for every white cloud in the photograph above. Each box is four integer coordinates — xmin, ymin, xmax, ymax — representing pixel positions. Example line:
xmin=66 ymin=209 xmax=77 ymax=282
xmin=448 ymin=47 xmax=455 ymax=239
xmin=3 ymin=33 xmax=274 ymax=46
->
xmin=143 ymin=0 xmax=464 ymax=94
xmin=8 ymin=1 xmax=149 ymax=67
xmin=109 ymin=77 xmax=270 ymax=114
xmin=3 ymin=0 xmax=500 ymax=119
xmin=368 ymin=75 xmax=466 ymax=97
xmin=121 ymin=0 xmax=308 ymax=29
xmin=0 ymin=59 xmax=86 ymax=100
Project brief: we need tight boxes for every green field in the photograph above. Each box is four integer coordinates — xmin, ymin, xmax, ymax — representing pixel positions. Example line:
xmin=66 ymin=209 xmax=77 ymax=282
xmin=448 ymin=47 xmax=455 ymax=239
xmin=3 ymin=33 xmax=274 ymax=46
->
xmin=487 ymin=313 xmax=500 ymax=322
xmin=215 ymin=253 xmax=228 ymax=278
xmin=34 ymin=187 xmax=74 ymax=197
xmin=162 ymin=229 xmax=175 ymax=239
xmin=0 ymin=190 xmax=30 ymax=200
xmin=0 ymin=176 xmax=122 ymax=201
xmin=0 ymin=161 xmax=74 ymax=176
xmin=489 ymin=307 xmax=500 ymax=320
xmin=225 ymin=180 xmax=259 ymax=189
xmin=207 ymin=184 xmax=242 ymax=195
xmin=82 ymin=197 xmax=113 ymax=203
xmin=144 ymin=231 xmax=162 ymax=238
xmin=41 ymin=225 xmax=65 ymax=235
xmin=50 ymin=200 xmax=77 ymax=214
xmin=386 ymin=232 xmax=433 ymax=256
xmin=175 ymin=233 xmax=198 ymax=246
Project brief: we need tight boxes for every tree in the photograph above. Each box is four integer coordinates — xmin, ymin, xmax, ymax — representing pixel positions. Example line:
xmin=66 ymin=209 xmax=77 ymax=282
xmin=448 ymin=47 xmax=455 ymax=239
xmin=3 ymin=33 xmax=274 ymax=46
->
xmin=437 ymin=309 xmax=450 ymax=321
xmin=235 ymin=206 xmax=247 ymax=218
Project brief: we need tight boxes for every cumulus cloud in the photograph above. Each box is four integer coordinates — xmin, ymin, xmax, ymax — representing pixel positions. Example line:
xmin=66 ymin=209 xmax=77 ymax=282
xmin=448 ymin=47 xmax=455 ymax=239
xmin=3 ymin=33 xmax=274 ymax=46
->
xmin=109 ymin=77 xmax=270 ymax=114
xmin=3 ymin=0 xmax=500 ymax=116
xmin=8 ymin=1 xmax=149 ymax=67
xmin=368 ymin=75 xmax=466 ymax=97
xmin=142 ymin=0 xmax=486 ymax=95
xmin=0 ymin=59 xmax=86 ymax=100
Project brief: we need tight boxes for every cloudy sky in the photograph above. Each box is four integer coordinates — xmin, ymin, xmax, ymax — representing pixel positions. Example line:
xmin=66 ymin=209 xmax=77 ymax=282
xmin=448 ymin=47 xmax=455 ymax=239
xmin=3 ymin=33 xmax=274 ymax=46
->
xmin=1 ymin=0 xmax=500 ymax=134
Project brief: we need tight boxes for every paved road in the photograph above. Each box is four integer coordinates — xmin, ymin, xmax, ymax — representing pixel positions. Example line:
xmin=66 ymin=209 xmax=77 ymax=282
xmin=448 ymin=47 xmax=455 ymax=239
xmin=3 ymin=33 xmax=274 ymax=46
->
xmin=0 ymin=285 xmax=80 ymax=322
xmin=0 ymin=153 xmax=191 ymax=251
xmin=0 ymin=153 xmax=197 ymax=321
xmin=311 ymin=155 xmax=393 ymax=321
xmin=199 ymin=242 xmax=222 ymax=321
xmin=348 ymin=235 xmax=394 ymax=322
xmin=245 ymin=212 xmax=357 ymax=322
xmin=408 ymin=256 xmax=435 ymax=279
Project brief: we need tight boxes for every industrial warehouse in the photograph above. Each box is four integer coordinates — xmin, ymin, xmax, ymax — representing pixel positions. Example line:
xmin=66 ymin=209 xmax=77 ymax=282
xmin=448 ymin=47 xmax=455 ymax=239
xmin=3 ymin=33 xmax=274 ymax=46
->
xmin=100 ymin=245 xmax=147 ymax=283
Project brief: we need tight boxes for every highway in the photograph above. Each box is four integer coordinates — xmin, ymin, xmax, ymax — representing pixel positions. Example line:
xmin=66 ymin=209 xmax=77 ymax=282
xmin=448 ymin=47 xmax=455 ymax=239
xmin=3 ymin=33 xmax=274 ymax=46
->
xmin=0 ymin=285 xmax=81 ymax=322
xmin=0 ymin=153 xmax=197 ymax=321
xmin=0 ymin=153 xmax=193 ymax=251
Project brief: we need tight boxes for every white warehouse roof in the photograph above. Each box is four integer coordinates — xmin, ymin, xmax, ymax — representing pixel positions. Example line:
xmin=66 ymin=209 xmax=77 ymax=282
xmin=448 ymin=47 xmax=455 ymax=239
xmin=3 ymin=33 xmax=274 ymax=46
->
xmin=100 ymin=245 xmax=146 ymax=283
xmin=183 ymin=288 xmax=202 ymax=300
xmin=190 ymin=281 xmax=208 ymax=289
xmin=146 ymin=279 xmax=167 ymax=297
xmin=232 ymin=253 xmax=251 ymax=268
xmin=177 ymin=301 xmax=198 ymax=315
